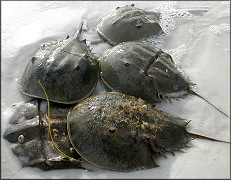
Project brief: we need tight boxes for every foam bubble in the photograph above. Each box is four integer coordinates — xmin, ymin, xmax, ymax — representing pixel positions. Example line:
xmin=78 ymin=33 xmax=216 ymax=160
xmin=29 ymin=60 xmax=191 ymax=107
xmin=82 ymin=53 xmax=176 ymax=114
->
xmin=211 ymin=2 xmax=230 ymax=35
xmin=163 ymin=44 xmax=187 ymax=65
xmin=220 ymin=23 xmax=230 ymax=33
xmin=142 ymin=31 xmax=167 ymax=49
xmin=220 ymin=1 xmax=230 ymax=17
xmin=154 ymin=1 xmax=192 ymax=34
xmin=222 ymin=1 xmax=230 ymax=8
xmin=220 ymin=9 xmax=230 ymax=17
xmin=143 ymin=1 xmax=191 ymax=51
xmin=209 ymin=25 xmax=221 ymax=34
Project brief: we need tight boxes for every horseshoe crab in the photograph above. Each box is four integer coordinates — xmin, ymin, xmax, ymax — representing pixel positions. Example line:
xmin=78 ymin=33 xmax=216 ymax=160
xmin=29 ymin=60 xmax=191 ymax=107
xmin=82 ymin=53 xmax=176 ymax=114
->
xmin=97 ymin=4 xmax=162 ymax=45
xmin=3 ymin=99 xmax=83 ymax=170
xmin=99 ymin=41 xmax=229 ymax=117
xmin=67 ymin=92 xmax=229 ymax=172
xmin=4 ymin=92 xmax=228 ymax=171
xmin=18 ymin=23 xmax=99 ymax=104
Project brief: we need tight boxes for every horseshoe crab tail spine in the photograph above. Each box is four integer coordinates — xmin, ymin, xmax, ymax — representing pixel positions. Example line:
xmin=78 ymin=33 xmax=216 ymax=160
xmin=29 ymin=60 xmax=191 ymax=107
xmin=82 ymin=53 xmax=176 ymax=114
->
xmin=73 ymin=20 xmax=84 ymax=40
xmin=189 ymin=90 xmax=229 ymax=118
xmin=188 ymin=132 xmax=230 ymax=144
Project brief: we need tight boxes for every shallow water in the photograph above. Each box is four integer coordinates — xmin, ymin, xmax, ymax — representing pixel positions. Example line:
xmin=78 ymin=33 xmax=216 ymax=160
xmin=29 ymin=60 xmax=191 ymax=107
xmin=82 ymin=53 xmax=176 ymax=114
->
xmin=1 ymin=1 xmax=230 ymax=178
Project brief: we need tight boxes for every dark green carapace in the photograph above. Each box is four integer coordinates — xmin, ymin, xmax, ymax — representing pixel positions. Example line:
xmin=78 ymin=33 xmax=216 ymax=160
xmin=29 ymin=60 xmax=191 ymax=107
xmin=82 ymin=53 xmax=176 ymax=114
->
xmin=18 ymin=36 xmax=99 ymax=104
xmin=97 ymin=4 xmax=162 ymax=45
xmin=100 ymin=41 xmax=193 ymax=104
xmin=67 ymin=92 xmax=193 ymax=172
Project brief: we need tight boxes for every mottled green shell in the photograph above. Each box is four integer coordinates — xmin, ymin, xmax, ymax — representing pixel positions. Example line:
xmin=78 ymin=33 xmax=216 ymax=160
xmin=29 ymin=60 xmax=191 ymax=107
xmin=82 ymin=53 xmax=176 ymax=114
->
xmin=99 ymin=41 xmax=192 ymax=103
xmin=18 ymin=38 xmax=99 ymax=104
xmin=67 ymin=92 xmax=192 ymax=171
xmin=97 ymin=5 xmax=162 ymax=45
